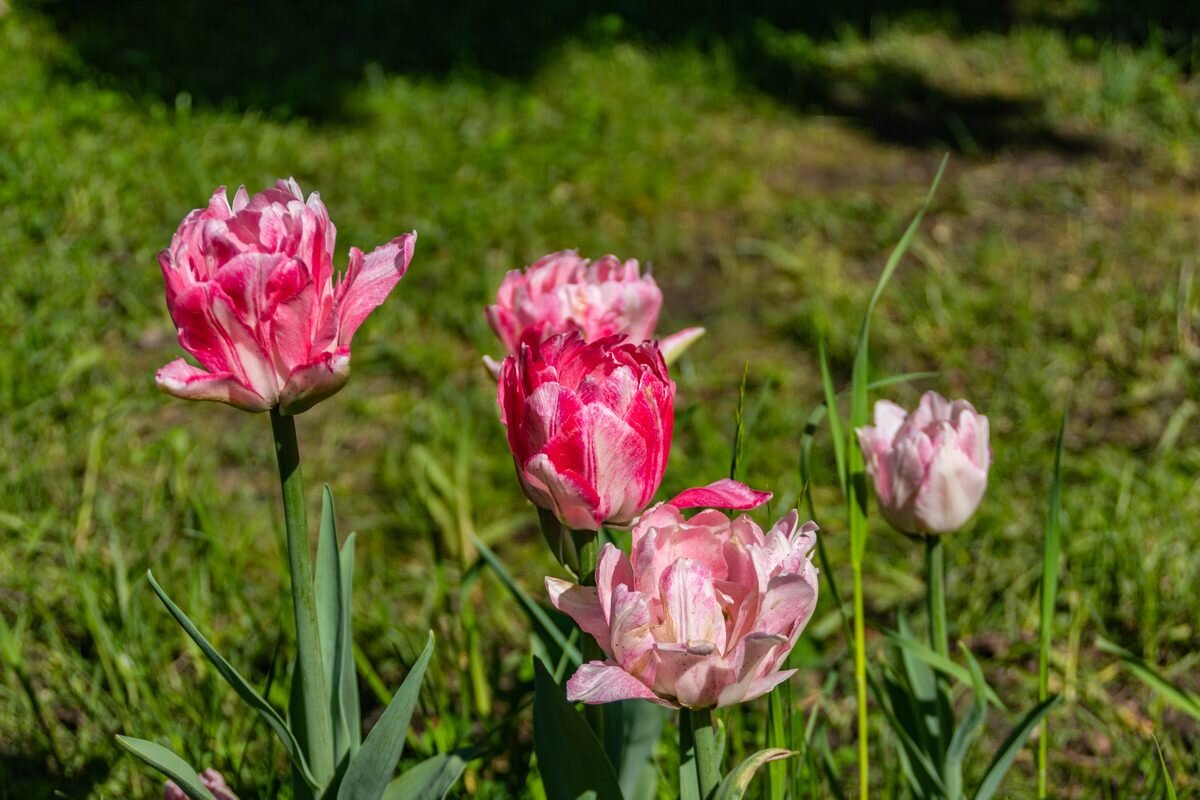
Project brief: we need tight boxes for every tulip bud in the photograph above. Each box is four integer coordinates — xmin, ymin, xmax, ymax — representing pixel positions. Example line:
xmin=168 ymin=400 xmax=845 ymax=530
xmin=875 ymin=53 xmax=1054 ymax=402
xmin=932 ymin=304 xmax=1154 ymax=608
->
xmin=546 ymin=482 xmax=819 ymax=709
xmin=484 ymin=250 xmax=703 ymax=370
xmin=497 ymin=331 xmax=674 ymax=531
xmin=155 ymin=179 xmax=415 ymax=414
xmin=856 ymin=391 xmax=991 ymax=536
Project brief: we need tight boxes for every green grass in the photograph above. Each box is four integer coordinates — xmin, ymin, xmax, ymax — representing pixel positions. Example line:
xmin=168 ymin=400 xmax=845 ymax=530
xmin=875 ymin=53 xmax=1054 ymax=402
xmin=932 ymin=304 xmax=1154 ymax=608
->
xmin=2 ymin=4 xmax=1199 ymax=797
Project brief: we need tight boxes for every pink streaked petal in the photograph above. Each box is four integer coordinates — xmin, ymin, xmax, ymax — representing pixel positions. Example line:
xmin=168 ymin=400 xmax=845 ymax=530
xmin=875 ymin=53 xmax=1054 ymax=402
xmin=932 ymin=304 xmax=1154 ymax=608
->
xmin=659 ymin=559 xmax=726 ymax=652
xmin=540 ymin=404 xmax=647 ymax=525
xmin=524 ymin=454 xmax=603 ymax=531
xmin=482 ymin=354 xmax=504 ymax=379
xmin=521 ymin=383 xmax=585 ymax=455
xmin=545 ymin=578 xmax=610 ymax=647
xmin=723 ymin=668 xmax=797 ymax=707
xmin=156 ymin=359 xmax=272 ymax=412
xmin=278 ymin=348 xmax=351 ymax=415
xmin=330 ymin=232 xmax=416 ymax=346
xmin=659 ymin=326 xmax=705 ymax=365
xmin=913 ymin=444 xmax=988 ymax=534
xmin=608 ymin=584 xmax=656 ymax=680
xmin=566 ymin=661 xmax=669 ymax=706
xmin=754 ymin=572 xmax=818 ymax=640
xmin=668 ymin=479 xmax=772 ymax=511
xmin=595 ymin=543 xmax=635 ymax=625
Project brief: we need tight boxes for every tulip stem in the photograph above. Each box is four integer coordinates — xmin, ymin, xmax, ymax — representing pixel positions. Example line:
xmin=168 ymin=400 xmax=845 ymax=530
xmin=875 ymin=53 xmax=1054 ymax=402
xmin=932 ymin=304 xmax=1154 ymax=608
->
xmin=571 ymin=529 xmax=609 ymax=749
xmin=689 ymin=706 xmax=721 ymax=799
xmin=925 ymin=536 xmax=949 ymax=660
xmin=270 ymin=409 xmax=333 ymax=787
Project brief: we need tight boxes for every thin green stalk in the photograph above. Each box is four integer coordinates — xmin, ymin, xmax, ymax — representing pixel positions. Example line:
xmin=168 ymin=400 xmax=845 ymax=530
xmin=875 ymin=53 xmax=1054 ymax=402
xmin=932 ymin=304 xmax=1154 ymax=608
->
xmin=270 ymin=409 xmax=333 ymax=787
xmin=680 ymin=708 xmax=699 ymax=800
xmin=690 ymin=706 xmax=721 ymax=799
xmin=925 ymin=536 xmax=949 ymax=660
xmin=1038 ymin=401 xmax=1069 ymax=798
xmin=851 ymin=558 xmax=869 ymax=800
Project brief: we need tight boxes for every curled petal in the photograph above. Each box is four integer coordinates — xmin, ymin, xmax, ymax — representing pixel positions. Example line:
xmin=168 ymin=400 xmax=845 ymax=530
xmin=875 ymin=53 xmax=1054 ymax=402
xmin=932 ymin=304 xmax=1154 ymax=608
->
xmin=659 ymin=326 xmax=705 ymax=365
xmin=330 ymin=232 xmax=416 ymax=346
xmin=566 ymin=661 xmax=670 ymax=706
xmin=156 ymin=359 xmax=272 ymax=412
xmin=278 ymin=348 xmax=351 ymax=415
xmin=668 ymin=479 xmax=772 ymax=511
xmin=546 ymin=578 xmax=609 ymax=646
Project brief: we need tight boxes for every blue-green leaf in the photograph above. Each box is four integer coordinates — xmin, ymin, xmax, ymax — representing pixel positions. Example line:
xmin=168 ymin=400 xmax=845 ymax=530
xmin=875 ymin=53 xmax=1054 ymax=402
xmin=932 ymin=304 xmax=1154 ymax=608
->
xmin=944 ymin=647 xmax=989 ymax=799
xmin=382 ymin=750 xmax=475 ymax=800
xmin=115 ymin=736 xmax=217 ymax=800
xmin=713 ymin=749 xmax=794 ymax=800
xmin=339 ymin=632 xmax=435 ymax=800
xmin=146 ymin=571 xmax=318 ymax=789
xmin=340 ymin=533 xmax=361 ymax=754
xmin=533 ymin=658 xmax=623 ymax=800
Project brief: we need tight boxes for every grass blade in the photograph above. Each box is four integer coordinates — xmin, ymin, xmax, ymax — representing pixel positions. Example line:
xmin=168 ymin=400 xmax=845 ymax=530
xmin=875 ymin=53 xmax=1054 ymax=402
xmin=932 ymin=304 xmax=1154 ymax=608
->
xmin=339 ymin=632 xmax=435 ymax=800
xmin=1038 ymin=399 xmax=1070 ymax=797
xmin=878 ymin=626 xmax=1004 ymax=708
xmin=1097 ymin=639 xmax=1200 ymax=720
xmin=147 ymin=571 xmax=318 ymax=789
xmin=974 ymin=695 xmax=1061 ymax=800
xmin=115 ymin=736 xmax=217 ymax=800
xmin=730 ymin=362 xmax=749 ymax=481
xmin=1154 ymin=737 xmax=1178 ymax=800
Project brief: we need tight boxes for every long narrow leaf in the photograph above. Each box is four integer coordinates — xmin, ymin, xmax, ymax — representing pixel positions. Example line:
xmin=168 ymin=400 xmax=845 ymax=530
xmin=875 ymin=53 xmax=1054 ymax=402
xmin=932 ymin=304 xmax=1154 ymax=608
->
xmin=146 ymin=571 xmax=318 ymax=789
xmin=340 ymin=533 xmax=362 ymax=753
xmin=1038 ymin=399 xmax=1069 ymax=797
xmin=1097 ymin=639 xmax=1200 ymax=720
xmin=116 ymin=736 xmax=217 ymax=800
xmin=879 ymin=627 xmax=1004 ymax=708
xmin=944 ymin=647 xmax=989 ymax=799
xmin=472 ymin=535 xmax=581 ymax=664
xmin=315 ymin=486 xmax=352 ymax=764
xmin=974 ymin=695 xmax=1062 ymax=800
xmin=1154 ymin=736 xmax=1178 ymax=800
xmin=817 ymin=337 xmax=846 ymax=493
xmin=339 ymin=633 xmax=435 ymax=800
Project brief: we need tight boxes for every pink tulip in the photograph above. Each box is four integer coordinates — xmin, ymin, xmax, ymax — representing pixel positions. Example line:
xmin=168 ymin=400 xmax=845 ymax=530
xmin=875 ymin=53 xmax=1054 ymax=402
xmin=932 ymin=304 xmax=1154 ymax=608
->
xmin=164 ymin=768 xmax=239 ymax=800
xmin=856 ymin=391 xmax=991 ymax=535
xmin=484 ymin=250 xmax=703 ymax=371
xmin=497 ymin=331 xmax=675 ymax=531
xmin=155 ymin=178 xmax=415 ymax=414
xmin=546 ymin=482 xmax=819 ymax=708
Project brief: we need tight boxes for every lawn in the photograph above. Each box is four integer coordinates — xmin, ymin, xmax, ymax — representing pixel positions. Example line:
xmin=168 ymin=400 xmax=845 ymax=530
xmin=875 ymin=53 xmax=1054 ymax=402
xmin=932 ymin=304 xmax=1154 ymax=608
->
xmin=1 ymin=2 xmax=1198 ymax=797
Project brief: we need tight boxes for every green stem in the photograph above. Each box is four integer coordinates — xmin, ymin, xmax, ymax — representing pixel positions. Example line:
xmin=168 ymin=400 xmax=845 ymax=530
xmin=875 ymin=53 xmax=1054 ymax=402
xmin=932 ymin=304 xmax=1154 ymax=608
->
xmin=680 ymin=708 xmax=699 ymax=800
xmin=925 ymin=536 xmax=949 ymax=660
xmin=270 ymin=409 xmax=333 ymax=787
xmin=852 ymin=559 xmax=869 ymax=800
xmin=572 ymin=529 xmax=606 ymax=745
xmin=690 ymin=706 xmax=721 ymax=799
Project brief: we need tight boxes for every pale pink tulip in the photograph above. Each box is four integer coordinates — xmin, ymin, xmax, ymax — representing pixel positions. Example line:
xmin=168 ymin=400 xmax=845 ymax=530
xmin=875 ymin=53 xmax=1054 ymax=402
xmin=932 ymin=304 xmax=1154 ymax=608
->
xmin=546 ymin=483 xmax=819 ymax=709
xmin=484 ymin=250 xmax=703 ymax=370
xmin=156 ymin=178 xmax=415 ymax=414
xmin=497 ymin=331 xmax=674 ymax=531
xmin=856 ymin=391 xmax=991 ymax=535
xmin=164 ymin=768 xmax=239 ymax=800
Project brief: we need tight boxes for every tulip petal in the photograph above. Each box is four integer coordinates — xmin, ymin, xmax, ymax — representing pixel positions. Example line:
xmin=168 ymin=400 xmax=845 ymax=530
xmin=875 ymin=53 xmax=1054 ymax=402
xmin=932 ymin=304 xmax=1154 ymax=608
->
xmin=659 ymin=559 xmax=726 ymax=652
xmin=566 ymin=661 xmax=668 ymax=706
xmin=546 ymin=578 xmax=610 ymax=646
xmin=278 ymin=348 xmax=351 ymax=415
xmin=913 ymin=443 xmax=988 ymax=534
xmin=729 ymin=669 xmax=798 ymax=706
xmin=156 ymin=359 xmax=272 ymax=412
xmin=540 ymin=404 xmax=648 ymax=525
xmin=330 ymin=232 xmax=416 ymax=345
xmin=668 ymin=479 xmax=772 ymax=511
xmin=659 ymin=326 xmax=705 ymax=364
xmin=524 ymin=454 xmax=603 ymax=531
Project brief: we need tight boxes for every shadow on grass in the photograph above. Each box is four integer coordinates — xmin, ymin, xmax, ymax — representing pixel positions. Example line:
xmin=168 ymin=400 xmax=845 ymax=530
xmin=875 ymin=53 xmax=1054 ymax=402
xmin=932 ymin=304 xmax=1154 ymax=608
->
xmin=0 ymin=749 xmax=110 ymax=797
xmin=24 ymin=0 xmax=1173 ymax=154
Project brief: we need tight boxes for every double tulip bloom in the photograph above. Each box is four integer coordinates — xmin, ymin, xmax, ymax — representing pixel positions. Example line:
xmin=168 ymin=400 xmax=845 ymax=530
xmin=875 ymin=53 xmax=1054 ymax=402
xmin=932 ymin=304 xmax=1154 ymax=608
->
xmin=856 ymin=391 xmax=991 ymax=535
xmin=156 ymin=178 xmax=415 ymax=414
xmin=484 ymin=250 xmax=703 ymax=370
xmin=497 ymin=331 xmax=675 ymax=531
xmin=546 ymin=481 xmax=819 ymax=709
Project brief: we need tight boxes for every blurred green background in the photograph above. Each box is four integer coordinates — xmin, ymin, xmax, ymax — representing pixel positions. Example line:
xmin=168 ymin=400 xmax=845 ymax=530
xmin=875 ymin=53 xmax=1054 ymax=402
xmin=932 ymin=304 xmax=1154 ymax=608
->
xmin=1 ymin=0 xmax=1198 ymax=796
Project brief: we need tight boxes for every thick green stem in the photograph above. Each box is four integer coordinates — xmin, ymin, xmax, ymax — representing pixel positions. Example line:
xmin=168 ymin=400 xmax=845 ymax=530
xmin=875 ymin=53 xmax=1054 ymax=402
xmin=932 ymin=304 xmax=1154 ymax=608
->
xmin=690 ymin=706 xmax=721 ymax=799
xmin=925 ymin=536 xmax=949 ymax=660
xmin=572 ymin=529 xmax=606 ymax=745
xmin=270 ymin=409 xmax=333 ymax=787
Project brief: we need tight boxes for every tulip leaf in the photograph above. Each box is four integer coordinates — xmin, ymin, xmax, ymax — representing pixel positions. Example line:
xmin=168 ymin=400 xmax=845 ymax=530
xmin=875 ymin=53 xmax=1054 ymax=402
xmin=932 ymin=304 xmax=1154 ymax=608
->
xmin=146 ymin=571 xmax=319 ymax=789
xmin=382 ymin=750 xmax=475 ymax=800
xmin=338 ymin=632 xmax=435 ymax=800
xmin=713 ymin=748 xmax=794 ymax=800
xmin=943 ymin=646 xmax=989 ymax=800
xmin=878 ymin=626 xmax=1004 ymax=709
xmin=973 ymin=695 xmax=1061 ymax=800
xmin=473 ymin=535 xmax=581 ymax=665
xmin=315 ymin=486 xmax=354 ymax=771
xmin=533 ymin=658 xmax=623 ymax=800
xmin=340 ymin=533 xmax=362 ymax=753
xmin=615 ymin=701 xmax=664 ymax=800
xmin=115 ymin=736 xmax=217 ymax=800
